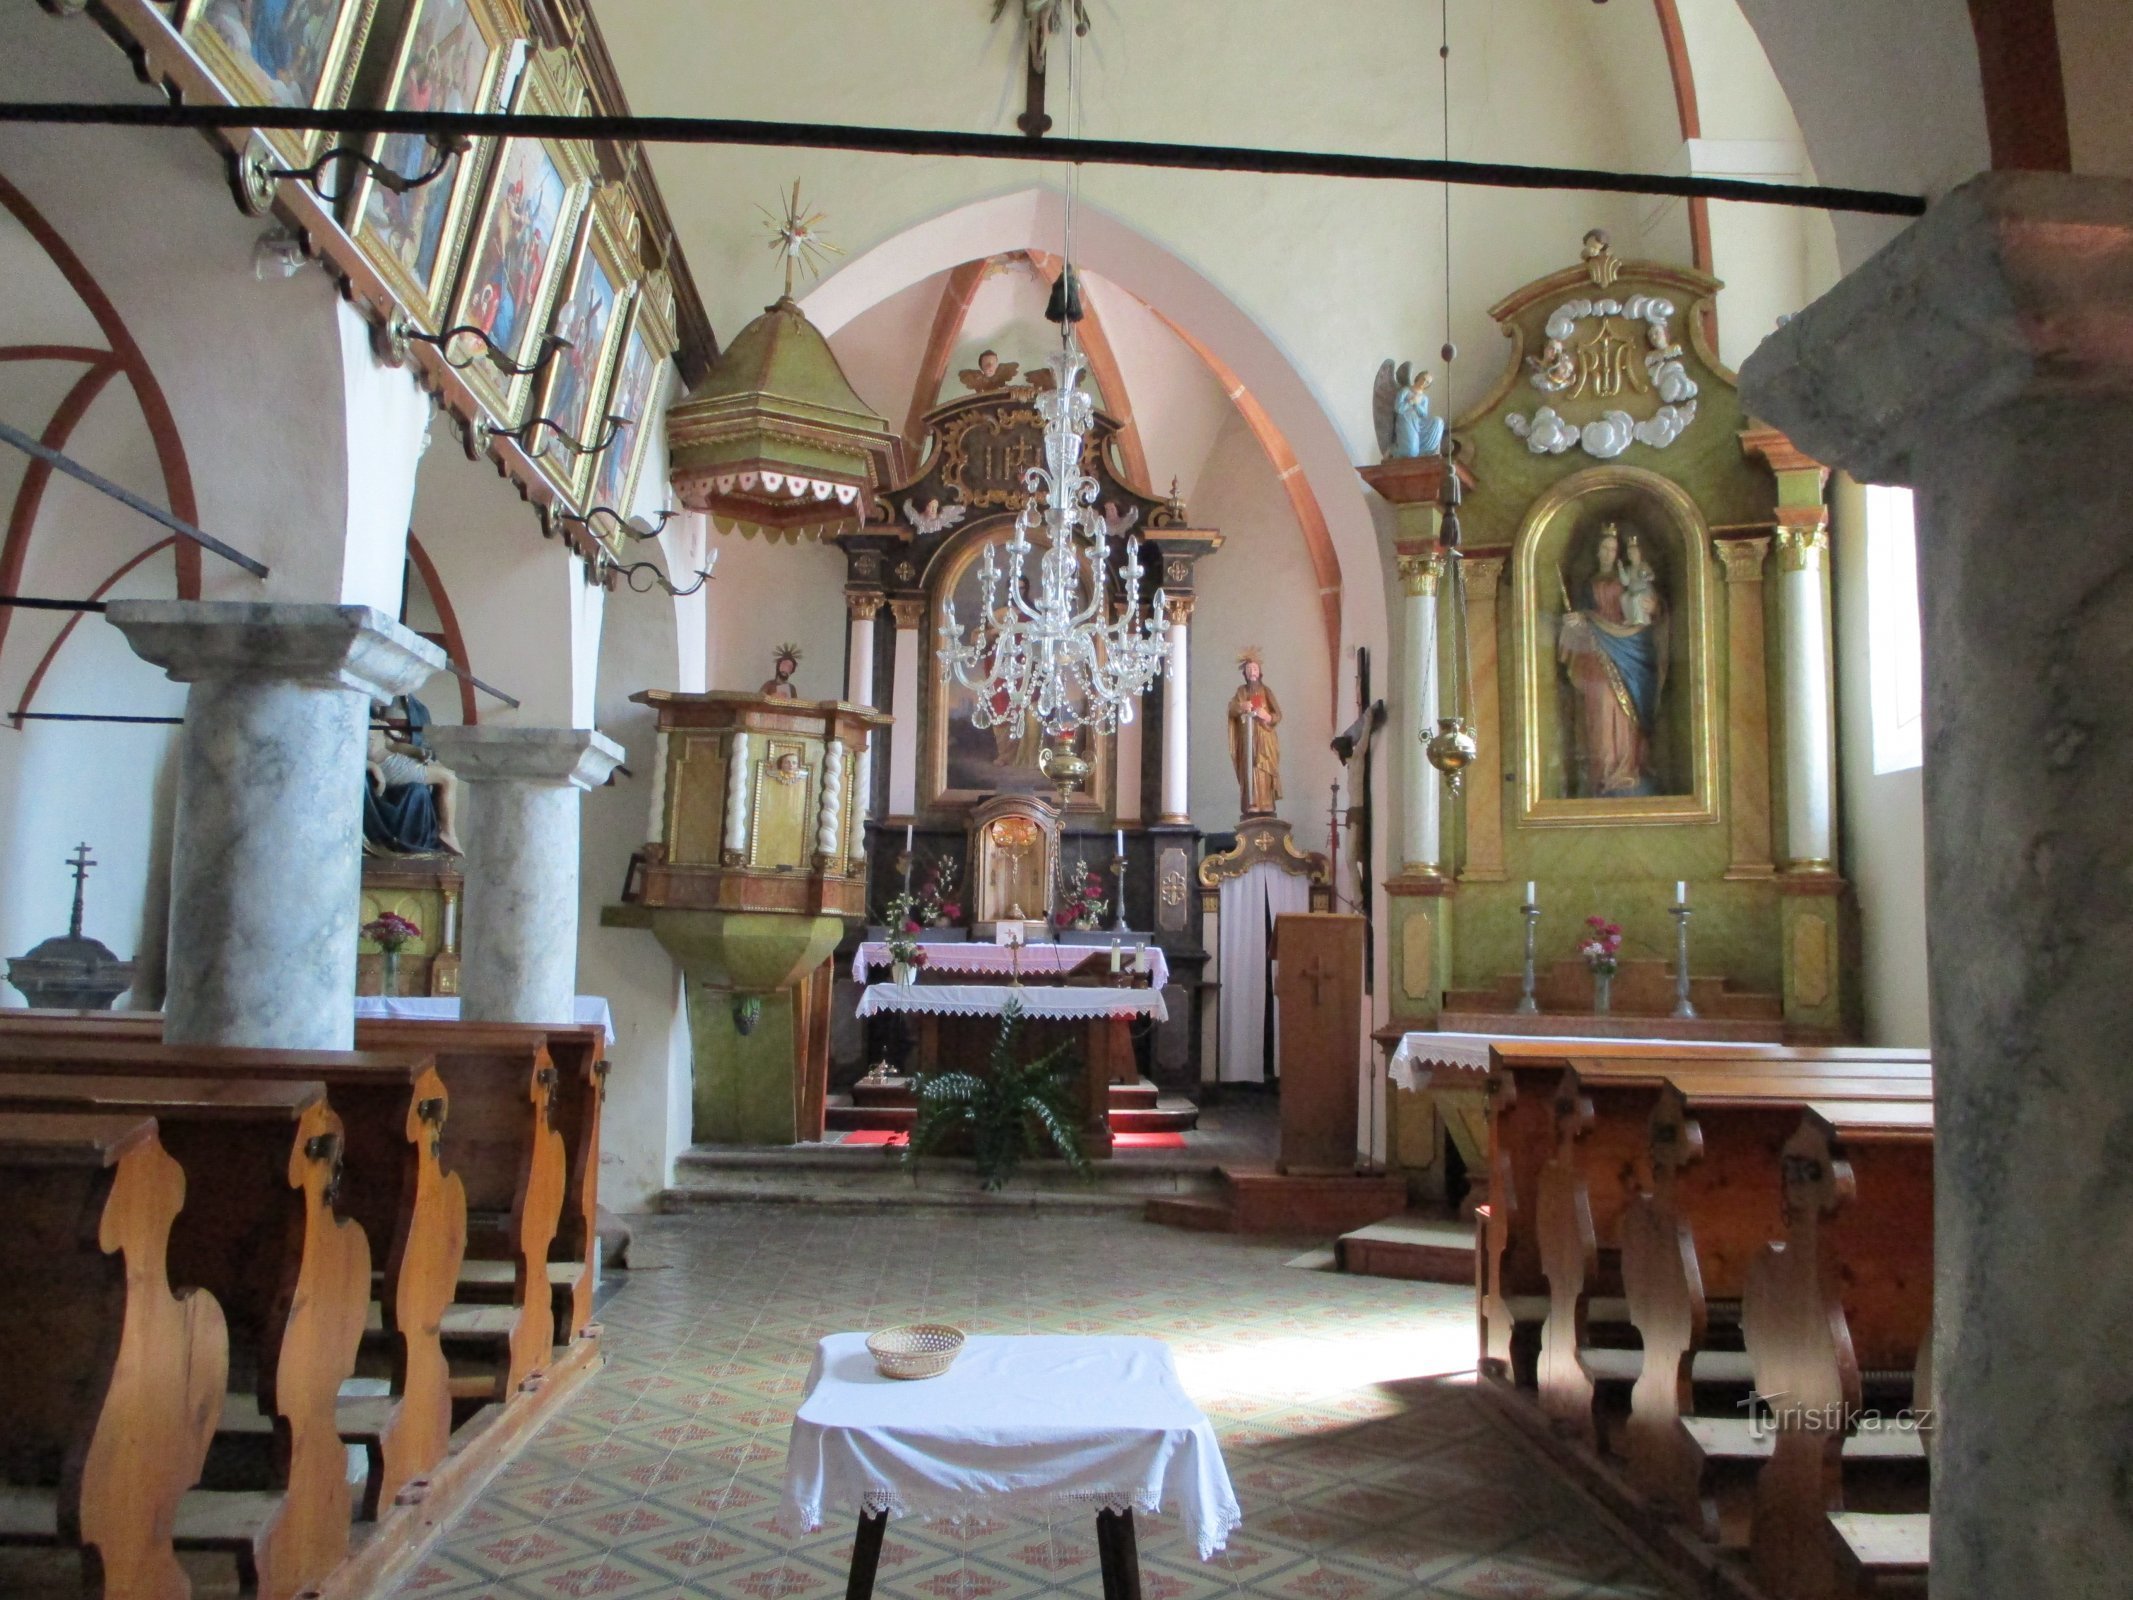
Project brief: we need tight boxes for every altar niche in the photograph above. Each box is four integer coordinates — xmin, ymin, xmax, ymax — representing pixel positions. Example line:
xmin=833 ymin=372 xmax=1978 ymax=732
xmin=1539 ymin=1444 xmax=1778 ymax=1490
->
xmin=1515 ymin=468 xmax=1716 ymax=828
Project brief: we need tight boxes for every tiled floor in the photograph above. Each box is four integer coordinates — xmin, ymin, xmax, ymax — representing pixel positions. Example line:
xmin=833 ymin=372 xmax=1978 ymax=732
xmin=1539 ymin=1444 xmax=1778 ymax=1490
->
xmin=393 ymin=1209 xmax=1678 ymax=1600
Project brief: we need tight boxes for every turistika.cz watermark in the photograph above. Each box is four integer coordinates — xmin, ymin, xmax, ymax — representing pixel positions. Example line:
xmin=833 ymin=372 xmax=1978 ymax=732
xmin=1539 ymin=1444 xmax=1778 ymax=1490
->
xmin=1738 ymin=1393 xmax=1935 ymax=1441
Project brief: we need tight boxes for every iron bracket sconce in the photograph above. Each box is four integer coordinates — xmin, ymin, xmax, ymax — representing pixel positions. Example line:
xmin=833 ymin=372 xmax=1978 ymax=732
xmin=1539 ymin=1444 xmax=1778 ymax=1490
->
xmin=385 ymin=321 xmax=572 ymax=381
xmin=480 ymin=410 xmax=630 ymax=461
xmin=234 ymin=129 xmax=467 ymax=217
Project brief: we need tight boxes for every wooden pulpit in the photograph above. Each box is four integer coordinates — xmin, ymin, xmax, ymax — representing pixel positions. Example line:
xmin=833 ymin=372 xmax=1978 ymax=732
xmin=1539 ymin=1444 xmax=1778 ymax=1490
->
xmin=1273 ymin=913 xmax=1366 ymax=1175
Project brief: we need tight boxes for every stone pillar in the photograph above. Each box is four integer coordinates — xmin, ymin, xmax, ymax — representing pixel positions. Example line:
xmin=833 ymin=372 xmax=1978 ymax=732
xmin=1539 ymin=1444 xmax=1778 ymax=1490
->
xmin=1159 ymin=597 xmax=1192 ymax=822
xmin=1394 ymin=547 xmax=1447 ymax=877
xmin=845 ymin=589 xmax=880 ymax=706
xmin=105 ymin=601 xmax=443 ymax=1049
xmin=1741 ymin=170 xmax=2133 ymax=1598
xmin=426 ymin=727 xmax=624 ymax=1025
xmin=1774 ymin=523 xmax=1836 ymax=872
xmin=885 ymin=597 xmax=923 ymax=816
xmin=1459 ymin=555 xmax=1508 ymax=882
xmin=1714 ymin=534 xmax=1776 ymax=878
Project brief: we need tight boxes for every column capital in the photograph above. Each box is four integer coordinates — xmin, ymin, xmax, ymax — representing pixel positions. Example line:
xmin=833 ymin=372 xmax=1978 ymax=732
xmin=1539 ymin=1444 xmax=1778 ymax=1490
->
xmin=1742 ymin=172 xmax=2133 ymax=484
xmin=845 ymin=589 xmax=884 ymax=622
xmin=427 ymin=726 xmax=625 ymax=790
xmin=887 ymin=596 xmax=926 ymax=630
xmin=1714 ymin=534 xmax=1772 ymax=583
xmin=107 ymin=600 xmax=442 ymax=700
xmin=1774 ymin=526 xmax=1830 ymax=571
xmin=1459 ymin=554 xmax=1506 ymax=602
xmin=1163 ymin=595 xmax=1195 ymax=625
xmin=1395 ymin=546 xmax=1447 ymax=598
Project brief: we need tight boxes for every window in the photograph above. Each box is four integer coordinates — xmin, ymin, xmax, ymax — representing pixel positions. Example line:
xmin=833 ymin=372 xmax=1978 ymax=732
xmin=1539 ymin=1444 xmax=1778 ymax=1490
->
xmin=1865 ymin=484 xmax=1924 ymax=774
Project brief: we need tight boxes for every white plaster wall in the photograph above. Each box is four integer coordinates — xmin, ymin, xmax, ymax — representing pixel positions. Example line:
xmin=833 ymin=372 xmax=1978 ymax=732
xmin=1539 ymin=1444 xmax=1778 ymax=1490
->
xmin=1831 ymin=474 xmax=1930 ymax=1047
xmin=336 ymin=300 xmax=428 ymax=616
xmin=703 ymin=532 xmax=847 ymax=701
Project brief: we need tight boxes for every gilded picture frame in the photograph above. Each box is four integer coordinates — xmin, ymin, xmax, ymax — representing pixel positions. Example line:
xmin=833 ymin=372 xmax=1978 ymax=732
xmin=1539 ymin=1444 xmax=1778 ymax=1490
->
xmin=1513 ymin=465 xmax=1717 ymax=828
xmin=920 ymin=521 xmax=1114 ymax=817
xmin=342 ymin=0 xmax=522 ymax=334
xmin=441 ymin=48 xmax=596 ymax=421
xmin=530 ymin=183 xmax=641 ymax=511
xmin=586 ymin=269 xmax=677 ymax=527
xmin=179 ymin=0 xmax=381 ymax=170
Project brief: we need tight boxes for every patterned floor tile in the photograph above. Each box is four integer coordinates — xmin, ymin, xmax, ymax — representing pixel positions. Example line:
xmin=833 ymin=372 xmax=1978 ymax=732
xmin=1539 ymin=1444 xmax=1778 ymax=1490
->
xmin=387 ymin=1208 xmax=1679 ymax=1600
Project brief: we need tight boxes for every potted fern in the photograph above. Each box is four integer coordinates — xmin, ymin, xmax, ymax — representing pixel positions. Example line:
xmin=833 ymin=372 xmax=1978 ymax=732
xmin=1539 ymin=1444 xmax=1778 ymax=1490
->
xmin=904 ymin=1000 xmax=1092 ymax=1190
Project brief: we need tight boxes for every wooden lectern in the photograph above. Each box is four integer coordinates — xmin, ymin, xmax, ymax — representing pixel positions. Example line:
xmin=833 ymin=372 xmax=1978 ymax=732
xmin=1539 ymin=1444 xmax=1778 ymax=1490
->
xmin=1273 ymin=912 xmax=1366 ymax=1175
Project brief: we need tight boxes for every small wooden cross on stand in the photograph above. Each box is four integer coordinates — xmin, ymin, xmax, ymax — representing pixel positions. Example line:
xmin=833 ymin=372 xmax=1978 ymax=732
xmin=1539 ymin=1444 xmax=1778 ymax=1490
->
xmin=65 ymin=842 xmax=96 ymax=939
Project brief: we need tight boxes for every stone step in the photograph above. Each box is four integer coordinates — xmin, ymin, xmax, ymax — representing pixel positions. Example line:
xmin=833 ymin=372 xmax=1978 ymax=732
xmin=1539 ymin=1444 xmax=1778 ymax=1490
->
xmin=664 ymin=1143 xmax=1223 ymax=1213
xmin=1144 ymin=1169 xmax=1410 ymax=1237
xmin=1336 ymin=1215 xmax=1477 ymax=1284
xmin=828 ymin=1079 xmax=1191 ymax=1133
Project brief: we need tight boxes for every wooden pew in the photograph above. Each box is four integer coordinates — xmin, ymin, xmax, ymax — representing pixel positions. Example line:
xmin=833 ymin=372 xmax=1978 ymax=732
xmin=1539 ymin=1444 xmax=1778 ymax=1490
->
xmin=0 ymin=1112 xmax=227 ymax=1600
xmin=1741 ymin=1105 xmax=1933 ymax=1599
xmin=1483 ymin=1043 xmax=1930 ymax=1389
xmin=0 ymin=1076 xmax=369 ymax=1600
xmin=0 ymin=1035 xmax=468 ymax=1518
xmin=0 ymin=1018 xmax=564 ymax=1400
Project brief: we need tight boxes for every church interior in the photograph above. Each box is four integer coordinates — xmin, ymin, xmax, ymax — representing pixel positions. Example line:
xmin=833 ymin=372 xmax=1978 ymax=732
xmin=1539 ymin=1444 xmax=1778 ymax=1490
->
xmin=0 ymin=1 xmax=2126 ymax=1596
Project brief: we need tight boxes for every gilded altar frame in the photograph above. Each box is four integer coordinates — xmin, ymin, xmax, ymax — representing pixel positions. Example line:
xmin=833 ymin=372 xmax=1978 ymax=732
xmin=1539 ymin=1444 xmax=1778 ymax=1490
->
xmin=1513 ymin=465 xmax=1718 ymax=828
xmin=920 ymin=521 xmax=1114 ymax=816
xmin=341 ymin=0 xmax=524 ymax=335
xmin=178 ymin=0 xmax=380 ymax=171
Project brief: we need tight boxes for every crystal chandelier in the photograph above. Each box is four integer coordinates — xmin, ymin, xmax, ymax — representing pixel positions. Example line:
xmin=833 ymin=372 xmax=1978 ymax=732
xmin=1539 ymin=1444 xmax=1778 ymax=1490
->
xmin=936 ymin=335 xmax=1171 ymax=737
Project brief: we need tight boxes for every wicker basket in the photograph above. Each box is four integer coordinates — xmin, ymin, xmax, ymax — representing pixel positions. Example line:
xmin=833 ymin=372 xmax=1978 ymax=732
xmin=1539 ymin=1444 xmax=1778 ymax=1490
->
xmin=867 ymin=1324 xmax=966 ymax=1380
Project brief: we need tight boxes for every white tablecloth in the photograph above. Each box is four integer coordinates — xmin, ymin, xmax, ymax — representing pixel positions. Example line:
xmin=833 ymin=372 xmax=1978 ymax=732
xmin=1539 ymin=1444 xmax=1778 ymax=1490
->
xmin=783 ymin=1333 xmax=1240 ymax=1558
xmin=352 ymin=995 xmax=616 ymax=1044
xmin=854 ymin=983 xmax=1168 ymax=1024
xmin=1385 ymin=1030 xmax=1783 ymax=1092
xmin=854 ymin=940 xmax=1170 ymax=991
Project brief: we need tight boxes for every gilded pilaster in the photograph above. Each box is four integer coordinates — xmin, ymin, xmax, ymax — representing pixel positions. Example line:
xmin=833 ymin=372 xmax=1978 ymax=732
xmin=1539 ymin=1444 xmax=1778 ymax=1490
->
xmin=1458 ymin=554 xmax=1507 ymax=882
xmin=1715 ymin=535 xmax=1775 ymax=880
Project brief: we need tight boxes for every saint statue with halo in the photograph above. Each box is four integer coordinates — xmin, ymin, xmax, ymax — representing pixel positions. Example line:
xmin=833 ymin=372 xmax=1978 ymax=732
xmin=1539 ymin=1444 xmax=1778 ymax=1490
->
xmin=1227 ymin=648 xmax=1284 ymax=818
xmin=1557 ymin=522 xmax=1668 ymax=797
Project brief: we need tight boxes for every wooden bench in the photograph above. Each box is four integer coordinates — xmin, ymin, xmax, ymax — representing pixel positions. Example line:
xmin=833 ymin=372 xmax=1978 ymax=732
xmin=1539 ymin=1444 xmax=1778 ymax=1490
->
xmin=0 ymin=1112 xmax=227 ymax=1600
xmin=0 ymin=1016 xmax=567 ymax=1401
xmin=0 ymin=1075 xmax=368 ymax=1600
xmin=0 ymin=1034 xmax=468 ymax=1518
xmin=1482 ymin=1044 xmax=1930 ymax=1389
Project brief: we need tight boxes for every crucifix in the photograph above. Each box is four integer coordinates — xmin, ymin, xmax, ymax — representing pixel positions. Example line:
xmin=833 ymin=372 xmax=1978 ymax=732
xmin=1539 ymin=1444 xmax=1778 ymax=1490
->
xmin=1329 ymin=648 xmax=1386 ymax=988
xmin=996 ymin=0 xmax=1092 ymax=138
xmin=65 ymin=842 xmax=96 ymax=939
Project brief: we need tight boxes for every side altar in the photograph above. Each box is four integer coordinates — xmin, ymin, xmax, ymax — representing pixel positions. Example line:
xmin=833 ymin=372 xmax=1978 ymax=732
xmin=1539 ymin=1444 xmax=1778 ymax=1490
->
xmin=604 ymin=688 xmax=890 ymax=1144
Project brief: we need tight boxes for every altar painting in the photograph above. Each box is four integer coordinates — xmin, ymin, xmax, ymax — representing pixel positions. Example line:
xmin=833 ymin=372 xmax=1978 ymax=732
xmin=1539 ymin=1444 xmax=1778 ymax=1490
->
xmin=1515 ymin=467 xmax=1714 ymax=826
xmin=924 ymin=524 xmax=1111 ymax=812
xmin=345 ymin=0 xmax=515 ymax=329
xmin=182 ymin=0 xmax=375 ymax=166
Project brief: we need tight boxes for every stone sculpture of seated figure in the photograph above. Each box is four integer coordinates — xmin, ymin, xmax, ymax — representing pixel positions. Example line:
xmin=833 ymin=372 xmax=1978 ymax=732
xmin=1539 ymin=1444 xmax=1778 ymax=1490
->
xmin=364 ymin=695 xmax=463 ymax=855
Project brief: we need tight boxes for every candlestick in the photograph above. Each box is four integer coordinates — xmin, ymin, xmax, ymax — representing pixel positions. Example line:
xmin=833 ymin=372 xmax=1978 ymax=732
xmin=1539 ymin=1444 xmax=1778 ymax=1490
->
xmin=1670 ymin=903 xmax=1698 ymax=1019
xmin=1516 ymin=898 xmax=1541 ymax=1015
xmin=1111 ymin=853 xmax=1131 ymax=933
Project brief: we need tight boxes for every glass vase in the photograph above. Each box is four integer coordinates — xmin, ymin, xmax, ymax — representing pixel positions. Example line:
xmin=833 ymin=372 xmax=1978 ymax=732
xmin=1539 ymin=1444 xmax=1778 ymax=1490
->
xmin=1592 ymin=969 xmax=1612 ymax=1015
xmin=381 ymin=949 xmax=401 ymax=996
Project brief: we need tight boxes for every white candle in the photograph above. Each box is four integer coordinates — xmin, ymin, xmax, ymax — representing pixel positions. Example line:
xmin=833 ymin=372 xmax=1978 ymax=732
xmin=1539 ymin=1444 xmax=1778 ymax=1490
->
xmin=1115 ymin=828 xmax=1125 ymax=857
xmin=1109 ymin=940 xmax=1122 ymax=973
xmin=904 ymin=823 xmax=914 ymax=851
xmin=1525 ymin=880 xmax=1536 ymax=905
xmin=1676 ymin=881 xmax=1688 ymax=906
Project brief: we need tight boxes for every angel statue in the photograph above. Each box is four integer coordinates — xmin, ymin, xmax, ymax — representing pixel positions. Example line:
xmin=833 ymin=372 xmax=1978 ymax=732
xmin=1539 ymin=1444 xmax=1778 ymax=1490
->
xmin=1373 ymin=360 xmax=1446 ymax=460
xmin=993 ymin=0 xmax=1091 ymax=72
xmin=904 ymin=497 xmax=969 ymax=537
xmin=959 ymin=349 xmax=1021 ymax=393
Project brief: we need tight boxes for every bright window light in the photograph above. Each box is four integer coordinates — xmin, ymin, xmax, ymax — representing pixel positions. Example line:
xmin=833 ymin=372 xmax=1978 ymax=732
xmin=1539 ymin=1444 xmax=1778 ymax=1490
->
xmin=1865 ymin=484 xmax=1924 ymax=774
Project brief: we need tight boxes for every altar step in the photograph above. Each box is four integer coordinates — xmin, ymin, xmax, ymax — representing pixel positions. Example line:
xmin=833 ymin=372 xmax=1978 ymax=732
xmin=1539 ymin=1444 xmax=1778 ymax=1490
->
xmin=1144 ymin=1168 xmax=1410 ymax=1237
xmin=662 ymin=1143 xmax=1225 ymax=1214
xmin=830 ymin=1076 xmax=1199 ymax=1135
xmin=1335 ymin=1213 xmax=1478 ymax=1284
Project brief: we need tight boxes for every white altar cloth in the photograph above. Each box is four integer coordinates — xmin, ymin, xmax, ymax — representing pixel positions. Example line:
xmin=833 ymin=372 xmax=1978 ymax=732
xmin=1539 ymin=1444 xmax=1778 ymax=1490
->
xmin=352 ymin=994 xmax=616 ymax=1044
xmin=1386 ymin=1030 xmax=1786 ymax=1092
xmin=782 ymin=1333 xmax=1241 ymax=1558
xmin=854 ymin=940 xmax=1170 ymax=991
xmin=854 ymin=983 xmax=1167 ymax=1024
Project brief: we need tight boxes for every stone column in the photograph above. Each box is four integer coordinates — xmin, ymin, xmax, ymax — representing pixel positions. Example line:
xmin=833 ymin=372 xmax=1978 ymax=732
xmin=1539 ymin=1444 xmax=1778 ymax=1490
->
xmin=1774 ymin=523 xmax=1836 ymax=872
xmin=106 ymin=601 xmax=443 ymax=1049
xmin=1740 ymin=170 xmax=2133 ymax=1598
xmin=844 ymin=589 xmax=881 ymax=706
xmin=885 ymin=597 xmax=924 ymax=816
xmin=1159 ymin=596 xmax=1192 ymax=822
xmin=1394 ymin=546 xmax=1447 ymax=877
xmin=1459 ymin=555 xmax=1508 ymax=882
xmin=426 ymin=727 xmax=624 ymax=1026
xmin=1714 ymin=534 xmax=1776 ymax=878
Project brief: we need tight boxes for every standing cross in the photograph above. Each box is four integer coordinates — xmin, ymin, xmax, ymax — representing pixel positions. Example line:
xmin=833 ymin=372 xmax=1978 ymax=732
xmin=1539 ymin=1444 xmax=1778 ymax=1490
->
xmin=65 ymin=842 xmax=96 ymax=939
xmin=1298 ymin=953 xmax=1339 ymax=1008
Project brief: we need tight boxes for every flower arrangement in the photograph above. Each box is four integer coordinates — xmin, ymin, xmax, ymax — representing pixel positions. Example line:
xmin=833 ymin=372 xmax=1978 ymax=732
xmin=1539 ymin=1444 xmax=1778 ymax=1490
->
xmin=1578 ymin=914 xmax=1623 ymax=975
xmin=1053 ymin=859 xmax=1109 ymax=930
xmin=361 ymin=911 xmax=422 ymax=953
xmin=914 ymin=856 xmax=963 ymax=929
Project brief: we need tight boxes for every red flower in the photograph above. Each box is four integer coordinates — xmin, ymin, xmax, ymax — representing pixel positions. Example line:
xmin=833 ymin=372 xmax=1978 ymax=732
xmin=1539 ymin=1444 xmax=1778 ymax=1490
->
xmin=902 ymin=917 xmax=921 ymax=934
xmin=908 ymin=948 xmax=930 ymax=968
xmin=941 ymin=902 xmax=962 ymax=921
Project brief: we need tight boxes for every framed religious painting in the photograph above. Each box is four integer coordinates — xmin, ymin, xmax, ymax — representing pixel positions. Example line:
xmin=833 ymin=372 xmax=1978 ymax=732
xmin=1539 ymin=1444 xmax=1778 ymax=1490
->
xmin=528 ymin=184 xmax=640 ymax=511
xmin=921 ymin=521 xmax=1112 ymax=815
xmin=1512 ymin=466 xmax=1716 ymax=827
xmin=342 ymin=0 xmax=523 ymax=333
xmin=178 ymin=0 xmax=380 ymax=170
xmin=586 ymin=269 xmax=677 ymax=526
xmin=441 ymin=49 xmax=596 ymax=421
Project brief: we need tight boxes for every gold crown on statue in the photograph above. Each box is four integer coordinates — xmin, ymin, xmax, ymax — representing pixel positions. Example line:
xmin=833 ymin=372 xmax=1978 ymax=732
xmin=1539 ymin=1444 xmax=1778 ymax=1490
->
xmin=773 ymin=642 xmax=804 ymax=664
